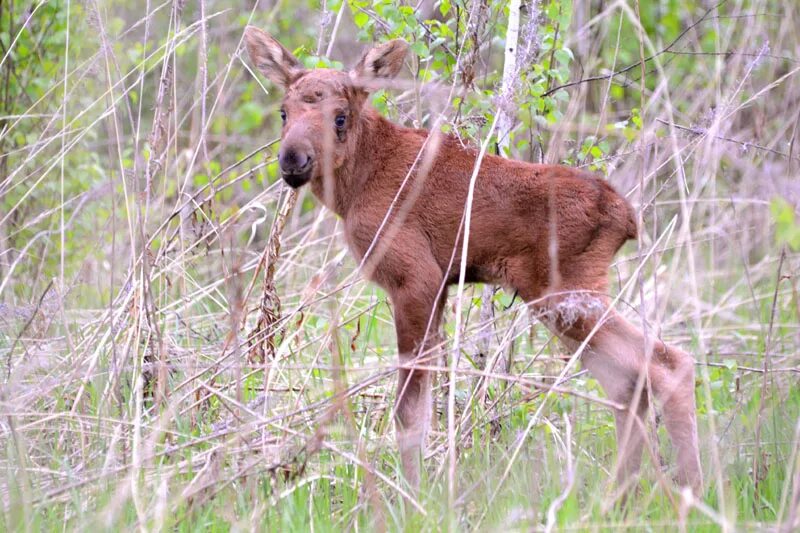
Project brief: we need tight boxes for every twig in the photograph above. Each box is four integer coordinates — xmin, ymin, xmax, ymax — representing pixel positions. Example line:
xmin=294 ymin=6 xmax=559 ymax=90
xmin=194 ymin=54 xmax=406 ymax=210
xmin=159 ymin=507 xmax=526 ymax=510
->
xmin=655 ymin=118 xmax=800 ymax=161
xmin=5 ymin=279 xmax=54 ymax=376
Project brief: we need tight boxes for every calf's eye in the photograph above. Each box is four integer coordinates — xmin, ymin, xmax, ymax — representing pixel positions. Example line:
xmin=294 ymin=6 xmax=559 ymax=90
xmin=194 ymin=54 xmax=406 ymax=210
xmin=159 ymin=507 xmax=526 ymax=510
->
xmin=280 ymin=109 xmax=287 ymax=123
xmin=334 ymin=114 xmax=346 ymax=129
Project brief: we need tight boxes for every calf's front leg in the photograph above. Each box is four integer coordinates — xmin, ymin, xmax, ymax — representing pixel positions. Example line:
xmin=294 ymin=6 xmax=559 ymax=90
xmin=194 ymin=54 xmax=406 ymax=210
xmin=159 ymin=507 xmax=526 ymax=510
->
xmin=390 ymin=287 xmax=444 ymax=490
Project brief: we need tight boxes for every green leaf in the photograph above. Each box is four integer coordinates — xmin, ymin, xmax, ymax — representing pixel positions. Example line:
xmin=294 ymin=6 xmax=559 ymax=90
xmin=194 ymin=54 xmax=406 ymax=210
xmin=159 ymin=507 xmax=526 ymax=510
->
xmin=410 ymin=41 xmax=429 ymax=59
xmin=554 ymin=48 xmax=573 ymax=66
xmin=771 ymin=197 xmax=800 ymax=250
xmin=353 ymin=10 xmax=369 ymax=28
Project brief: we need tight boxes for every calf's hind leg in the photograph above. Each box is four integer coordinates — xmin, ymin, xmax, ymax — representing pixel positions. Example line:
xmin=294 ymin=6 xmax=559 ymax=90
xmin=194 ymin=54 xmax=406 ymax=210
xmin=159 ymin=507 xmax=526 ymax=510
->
xmin=605 ymin=315 xmax=703 ymax=491
xmin=540 ymin=296 xmax=703 ymax=493
xmin=564 ymin=330 xmax=652 ymax=489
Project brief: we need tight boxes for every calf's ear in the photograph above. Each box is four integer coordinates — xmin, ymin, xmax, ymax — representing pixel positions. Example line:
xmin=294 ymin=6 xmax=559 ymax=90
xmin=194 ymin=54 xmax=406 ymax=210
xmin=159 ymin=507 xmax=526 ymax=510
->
xmin=350 ymin=39 xmax=408 ymax=88
xmin=244 ymin=26 xmax=303 ymax=89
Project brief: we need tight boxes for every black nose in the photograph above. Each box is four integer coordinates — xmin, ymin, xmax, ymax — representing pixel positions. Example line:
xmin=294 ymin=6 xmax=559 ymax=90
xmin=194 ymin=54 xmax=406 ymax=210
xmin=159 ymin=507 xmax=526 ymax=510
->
xmin=278 ymin=148 xmax=313 ymax=188
xmin=279 ymin=148 xmax=311 ymax=175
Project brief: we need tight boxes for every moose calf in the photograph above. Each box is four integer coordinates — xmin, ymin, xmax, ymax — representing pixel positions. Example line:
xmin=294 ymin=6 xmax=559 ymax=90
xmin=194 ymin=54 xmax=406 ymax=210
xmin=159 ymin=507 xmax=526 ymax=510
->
xmin=244 ymin=26 xmax=703 ymax=493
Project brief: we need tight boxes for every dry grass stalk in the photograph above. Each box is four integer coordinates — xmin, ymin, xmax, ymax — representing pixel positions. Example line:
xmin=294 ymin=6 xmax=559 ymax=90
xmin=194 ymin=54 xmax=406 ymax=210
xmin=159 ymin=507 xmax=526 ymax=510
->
xmin=247 ymin=189 xmax=298 ymax=363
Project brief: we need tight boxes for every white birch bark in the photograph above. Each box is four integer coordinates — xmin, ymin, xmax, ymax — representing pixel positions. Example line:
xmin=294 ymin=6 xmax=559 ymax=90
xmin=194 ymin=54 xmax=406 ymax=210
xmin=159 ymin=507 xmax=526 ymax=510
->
xmin=497 ymin=0 xmax=522 ymax=154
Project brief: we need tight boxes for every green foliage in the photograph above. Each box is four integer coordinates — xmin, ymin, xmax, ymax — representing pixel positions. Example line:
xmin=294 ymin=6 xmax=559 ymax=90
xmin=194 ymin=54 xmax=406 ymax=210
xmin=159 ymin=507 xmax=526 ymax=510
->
xmin=0 ymin=1 xmax=107 ymax=298
xmin=771 ymin=197 xmax=800 ymax=251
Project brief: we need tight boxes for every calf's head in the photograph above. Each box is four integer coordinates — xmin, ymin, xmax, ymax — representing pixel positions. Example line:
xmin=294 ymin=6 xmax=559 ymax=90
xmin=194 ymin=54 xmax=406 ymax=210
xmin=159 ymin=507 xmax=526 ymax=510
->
xmin=244 ymin=26 xmax=408 ymax=189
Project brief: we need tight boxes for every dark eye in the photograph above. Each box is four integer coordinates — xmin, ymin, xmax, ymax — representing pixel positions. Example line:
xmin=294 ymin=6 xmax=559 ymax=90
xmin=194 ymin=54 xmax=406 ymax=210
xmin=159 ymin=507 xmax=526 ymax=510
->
xmin=334 ymin=114 xmax=346 ymax=129
xmin=280 ymin=109 xmax=287 ymax=123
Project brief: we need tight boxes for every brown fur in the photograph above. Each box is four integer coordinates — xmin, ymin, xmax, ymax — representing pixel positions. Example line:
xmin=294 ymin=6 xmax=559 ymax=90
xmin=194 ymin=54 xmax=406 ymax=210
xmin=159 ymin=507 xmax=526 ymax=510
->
xmin=245 ymin=27 xmax=703 ymax=493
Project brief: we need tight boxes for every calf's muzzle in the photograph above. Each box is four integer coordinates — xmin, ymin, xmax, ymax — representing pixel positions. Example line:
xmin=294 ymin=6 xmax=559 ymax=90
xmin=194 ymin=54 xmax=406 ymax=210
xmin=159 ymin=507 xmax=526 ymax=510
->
xmin=279 ymin=146 xmax=313 ymax=188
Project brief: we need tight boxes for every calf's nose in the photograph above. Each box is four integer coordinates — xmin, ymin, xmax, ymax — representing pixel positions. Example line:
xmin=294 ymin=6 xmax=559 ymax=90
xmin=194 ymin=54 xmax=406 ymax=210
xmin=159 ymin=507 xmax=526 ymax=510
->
xmin=279 ymin=148 xmax=311 ymax=175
